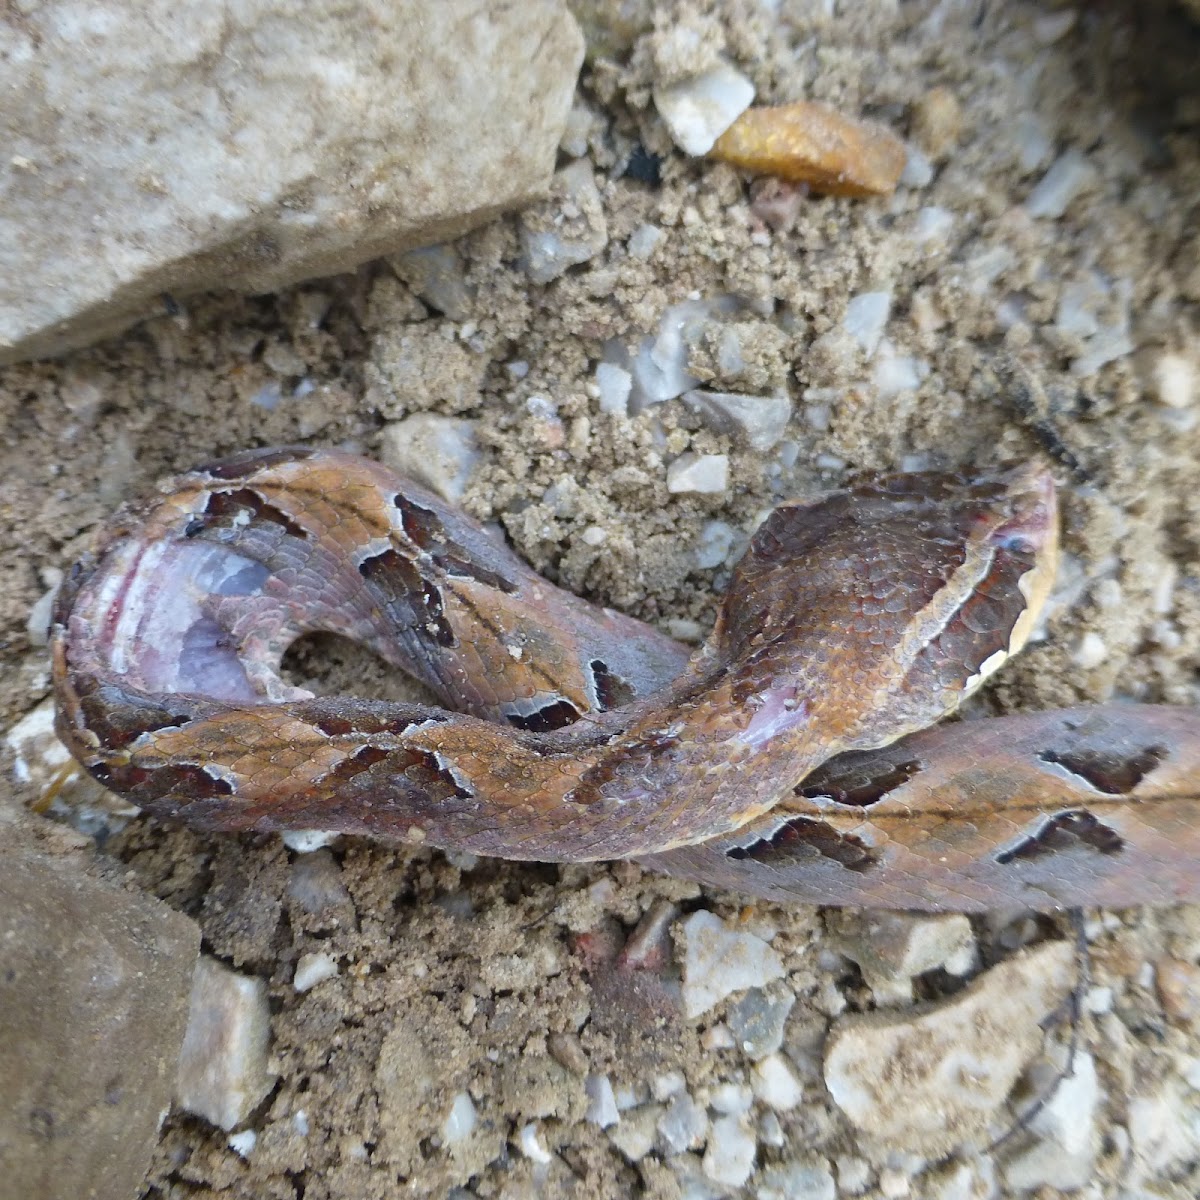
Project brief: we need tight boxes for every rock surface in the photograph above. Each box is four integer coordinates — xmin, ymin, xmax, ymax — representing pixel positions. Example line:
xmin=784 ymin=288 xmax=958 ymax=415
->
xmin=0 ymin=827 xmax=199 ymax=1200
xmin=1 ymin=0 xmax=583 ymax=363
xmin=823 ymin=941 xmax=1074 ymax=1147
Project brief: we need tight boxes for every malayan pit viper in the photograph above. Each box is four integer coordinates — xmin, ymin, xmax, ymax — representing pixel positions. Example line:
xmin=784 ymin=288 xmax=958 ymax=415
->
xmin=50 ymin=447 xmax=1200 ymax=910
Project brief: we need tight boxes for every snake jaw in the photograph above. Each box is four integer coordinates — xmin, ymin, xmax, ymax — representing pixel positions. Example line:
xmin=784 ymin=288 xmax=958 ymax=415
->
xmin=991 ymin=463 xmax=1059 ymax=661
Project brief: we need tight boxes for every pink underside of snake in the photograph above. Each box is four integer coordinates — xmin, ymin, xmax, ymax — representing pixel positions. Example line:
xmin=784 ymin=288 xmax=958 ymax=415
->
xmin=50 ymin=446 xmax=1200 ymax=911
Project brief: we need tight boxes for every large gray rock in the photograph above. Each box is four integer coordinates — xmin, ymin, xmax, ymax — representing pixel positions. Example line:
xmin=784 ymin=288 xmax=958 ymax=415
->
xmin=0 ymin=824 xmax=200 ymax=1200
xmin=1 ymin=0 xmax=583 ymax=363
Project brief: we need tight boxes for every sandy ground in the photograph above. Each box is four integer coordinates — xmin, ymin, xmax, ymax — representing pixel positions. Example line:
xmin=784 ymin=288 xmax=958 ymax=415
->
xmin=4 ymin=1 xmax=1200 ymax=1196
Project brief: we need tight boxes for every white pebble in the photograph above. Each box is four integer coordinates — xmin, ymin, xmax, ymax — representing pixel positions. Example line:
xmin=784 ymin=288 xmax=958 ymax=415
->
xmin=517 ymin=1123 xmax=552 ymax=1164
xmin=175 ymin=957 xmax=276 ymax=1132
xmin=911 ymin=206 xmax=954 ymax=245
xmin=227 ymin=1130 xmax=257 ymax=1158
xmin=1147 ymin=352 xmax=1197 ymax=409
xmin=964 ymin=245 xmax=1015 ymax=295
xmin=680 ymin=910 xmax=785 ymax=1019
xmin=1071 ymin=332 xmax=1134 ymax=378
xmin=380 ymin=414 xmax=480 ymax=503
xmin=900 ymin=145 xmax=934 ymax=188
xmin=702 ymin=1114 xmax=757 ymax=1187
xmin=1072 ymin=631 xmax=1108 ymax=670
xmin=683 ymin=389 xmax=793 ymax=451
xmin=843 ymin=292 xmax=892 ymax=357
xmin=709 ymin=1081 xmax=754 ymax=1114
xmin=442 ymin=1091 xmax=477 ymax=1144
xmin=695 ymin=520 xmax=736 ymax=569
xmin=658 ymin=1092 xmax=709 ymax=1154
xmin=581 ymin=525 xmax=608 ymax=547
xmin=667 ymin=453 xmax=729 ymax=494
xmin=1013 ymin=113 xmax=1053 ymax=174
xmin=596 ymin=362 xmax=633 ymax=416
xmin=293 ymin=951 xmax=338 ymax=993
xmin=628 ymin=224 xmax=664 ymax=260
xmin=752 ymin=1054 xmax=803 ymax=1111
xmin=701 ymin=1024 xmax=736 ymax=1052
xmin=872 ymin=348 xmax=928 ymax=397
xmin=1025 ymin=149 xmax=1095 ymax=219
xmin=654 ymin=62 xmax=755 ymax=156
xmin=281 ymin=829 xmax=340 ymax=853
xmin=586 ymin=1075 xmax=620 ymax=1128
xmin=521 ymin=160 xmax=608 ymax=284
xmin=26 ymin=573 xmax=62 ymax=646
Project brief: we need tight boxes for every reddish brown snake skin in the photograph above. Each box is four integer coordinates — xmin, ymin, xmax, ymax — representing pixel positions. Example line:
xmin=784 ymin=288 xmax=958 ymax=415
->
xmin=51 ymin=447 xmax=1200 ymax=911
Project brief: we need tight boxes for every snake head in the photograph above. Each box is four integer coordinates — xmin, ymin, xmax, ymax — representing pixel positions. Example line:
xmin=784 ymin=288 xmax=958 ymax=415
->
xmin=714 ymin=463 xmax=1059 ymax=754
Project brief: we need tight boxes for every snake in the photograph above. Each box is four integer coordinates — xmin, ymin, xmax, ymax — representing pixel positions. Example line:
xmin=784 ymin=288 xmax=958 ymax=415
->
xmin=50 ymin=446 xmax=1200 ymax=911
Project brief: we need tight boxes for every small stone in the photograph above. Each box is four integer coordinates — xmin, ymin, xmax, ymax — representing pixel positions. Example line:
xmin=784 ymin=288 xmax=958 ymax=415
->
xmin=756 ymin=1158 xmax=836 ymax=1200
xmin=682 ymin=389 xmax=793 ymax=451
xmin=726 ymin=986 xmax=796 ymax=1060
xmin=293 ymin=951 xmax=338 ymax=993
xmin=176 ymin=957 xmax=277 ymax=1132
xmin=657 ymin=1092 xmax=709 ymax=1154
xmin=610 ymin=1103 xmax=663 ymax=1162
xmin=878 ymin=1167 xmax=912 ymax=1198
xmin=823 ymin=941 xmax=1074 ymax=1145
xmin=516 ymin=1123 xmax=552 ymax=1164
xmin=627 ymin=223 xmax=664 ymax=260
xmin=899 ymin=145 xmax=934 ymax=189
xmin=654 ymin=62 xmax=756 ymax=156
xmin=1156 ymin=957 xmax=1200 ymax=1026
xmin=911 ymin=87 xmax=963 ymax=160
xmin=596 ymin=362 xmax=633 ymax=416
xmin=872 ymin=348 xmax=929 ymax=398
xmin=709 ymin=1081 xmax=754 ymax=1114
xmin=281 ymin=830 xmax=340 ymax=854
xmin=227 ymin=1130 xmax=257 ymax=1158
xmin=702 ymin=1114 xmax=757 ymax=1187
xmin=828 ymin=911 xmax=976 ymax=1006
xmin=1145 ymin=351 xmax=1197 ymax=408
xmin=1071 ymin=631 xmax=1108 ymax=670
xmin=1127 ymin=1080 xmax=1200 ymax=1174
xmin=520 ymin=159 xmax=609 ymax=284
xmin=442 ymin=1091 xmax=478 ymax=1144
xmin=380 ymin=414 xmax=480 ymax=503
xmin=653 ymin=1070 xmax=688 ymax=1101
xmin=751 ymin=1053 xmax=803 ymax=1112
xmin=1003 ymin=1051 xmax=1101 ymax=1191
xmin=679 ymin=910 xmax=785 ymax=1019
xmin=390 ymin=244 xmax=473 ymax=321
xmin=964 ymin=245 xmax=1015 ymax=295
xmin=26 ymin=571 xmax=61 ymax=646
xmin=843 ymin=292 xmax=892 ymax=357
xmin=711 ymin=101 xmax=906 ymax=197
xmin=585 ymin=1075 xmax=620 ymax=1128
xmin=547 ymin=1031 xmax=589 ymax=1076
xmin=695 ymin=520 xmax=737 ymax=570
xmin=1025 ymin=149 xmax=1095 ymax=219
xmin=835 ymin=1155 xmax=873 ymax=1196
xmin=619 ymin=296 xmax=739 ymax=410
xmin=667 ymin=453 xmax=729 ymax=495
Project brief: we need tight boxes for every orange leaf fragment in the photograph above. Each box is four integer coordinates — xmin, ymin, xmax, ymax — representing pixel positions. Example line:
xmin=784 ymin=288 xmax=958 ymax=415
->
xmin=709 ymin=100 xmax=907 ymax=198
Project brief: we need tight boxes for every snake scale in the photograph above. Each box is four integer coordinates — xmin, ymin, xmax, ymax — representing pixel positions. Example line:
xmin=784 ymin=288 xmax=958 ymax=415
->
xmin=50 ymin=447 xmax=1200 ymax=910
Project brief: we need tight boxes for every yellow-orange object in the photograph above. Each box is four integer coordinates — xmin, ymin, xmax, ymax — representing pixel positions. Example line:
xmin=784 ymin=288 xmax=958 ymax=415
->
xmin=710 ymin=100 xmax=907 ymax=197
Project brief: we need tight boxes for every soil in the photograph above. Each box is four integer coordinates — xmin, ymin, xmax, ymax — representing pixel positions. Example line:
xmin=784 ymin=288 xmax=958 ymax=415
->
xmin=3 ymin=1 xmax=1200 ymax=1197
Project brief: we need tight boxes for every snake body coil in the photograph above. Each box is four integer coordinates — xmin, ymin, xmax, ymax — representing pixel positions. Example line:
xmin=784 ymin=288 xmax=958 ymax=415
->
xmin=51 ymin=448 xmax=1200 ymax=909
